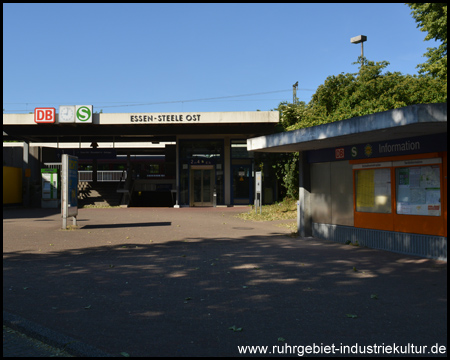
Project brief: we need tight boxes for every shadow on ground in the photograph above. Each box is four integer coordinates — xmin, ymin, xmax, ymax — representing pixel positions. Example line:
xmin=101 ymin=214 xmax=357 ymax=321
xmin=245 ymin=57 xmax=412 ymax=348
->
xmin=3 ymin=232 xmax=447 ymax=357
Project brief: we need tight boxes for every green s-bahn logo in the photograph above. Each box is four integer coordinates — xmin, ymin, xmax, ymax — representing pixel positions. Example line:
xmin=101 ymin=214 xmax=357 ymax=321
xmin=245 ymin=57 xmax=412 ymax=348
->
xmin=77 ymin=106 xmax=92 ymax=122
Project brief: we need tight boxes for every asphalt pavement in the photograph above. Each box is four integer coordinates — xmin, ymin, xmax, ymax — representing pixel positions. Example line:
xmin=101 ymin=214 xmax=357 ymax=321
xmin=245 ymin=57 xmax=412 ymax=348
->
xmin=3 ymin=206 xmax=447 ymax=357
xmin=3 ymin=324 xmax=73 ymax=357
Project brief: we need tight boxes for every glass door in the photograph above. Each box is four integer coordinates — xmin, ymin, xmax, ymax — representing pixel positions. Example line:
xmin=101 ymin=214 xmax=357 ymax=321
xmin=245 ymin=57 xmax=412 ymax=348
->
xmin=232 ymin=165 xmax=253 ymax=205
xmin=190 ymin=166 xmax=214 ymax=206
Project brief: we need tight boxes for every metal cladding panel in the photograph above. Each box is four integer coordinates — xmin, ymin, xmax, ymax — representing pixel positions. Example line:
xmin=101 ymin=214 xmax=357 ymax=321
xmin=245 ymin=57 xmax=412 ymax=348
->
xmin=311 ymin=161 xmax=354 ymax=226
xmin=311 ymin=162 xmax=331 ymax=224
xmin=312 ymin=223 xmax=447 ymax=261
xmin=330 ymin=161 xmax=354 ymax=226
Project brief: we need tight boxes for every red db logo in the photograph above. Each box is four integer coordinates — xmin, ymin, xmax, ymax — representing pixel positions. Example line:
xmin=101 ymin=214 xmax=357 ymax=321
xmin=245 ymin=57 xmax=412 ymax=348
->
xmin=34 ymin=108 xmax=56 ymax=123
xmin=335 ymin=147 xmax=345 ymax=159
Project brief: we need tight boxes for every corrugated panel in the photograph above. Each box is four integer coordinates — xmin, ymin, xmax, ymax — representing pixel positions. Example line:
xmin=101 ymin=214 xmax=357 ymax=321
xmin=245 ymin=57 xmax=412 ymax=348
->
xmin=312 ymin=223 xmax=447 ymax=261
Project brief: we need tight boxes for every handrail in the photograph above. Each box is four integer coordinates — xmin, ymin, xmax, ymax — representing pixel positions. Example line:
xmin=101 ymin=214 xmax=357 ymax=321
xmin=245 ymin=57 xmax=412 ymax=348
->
xmin=78 ymin=170 xmax=127 ymax=182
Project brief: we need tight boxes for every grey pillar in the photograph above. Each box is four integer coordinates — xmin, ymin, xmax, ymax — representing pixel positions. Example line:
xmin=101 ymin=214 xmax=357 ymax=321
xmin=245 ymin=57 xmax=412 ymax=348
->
xmin=92 ymin=159 xmax=98 ymax=184
xmin=126 ymin=151 xmax=131 ymax=179
xmin=298 ymin=151 xmax=312 ymax=237
xmin=22 ymin=141 xmax=30 ymax=206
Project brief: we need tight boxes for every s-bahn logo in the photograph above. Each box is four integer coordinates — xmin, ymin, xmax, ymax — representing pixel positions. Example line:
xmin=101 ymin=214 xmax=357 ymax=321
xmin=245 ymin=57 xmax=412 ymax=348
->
xmin=57 ymin=105 xmax=93 ymax=124
xmin=76 ymin=105 xmax=93 ymax=123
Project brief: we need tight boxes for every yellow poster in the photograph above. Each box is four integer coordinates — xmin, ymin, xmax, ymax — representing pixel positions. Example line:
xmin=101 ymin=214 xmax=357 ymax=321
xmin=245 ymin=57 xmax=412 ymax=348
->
xmin=356 ymin=169 xmax=375 ymax=208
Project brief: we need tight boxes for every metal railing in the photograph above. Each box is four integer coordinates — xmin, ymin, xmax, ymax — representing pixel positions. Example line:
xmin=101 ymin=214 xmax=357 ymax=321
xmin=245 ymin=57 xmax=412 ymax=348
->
xmin=78 ymin=170 xmax=127 ymax=182
xmin=44 ymin=163 xmax=62 ymax=170
xmin=43 ymin=164 xmax=127 ymax=183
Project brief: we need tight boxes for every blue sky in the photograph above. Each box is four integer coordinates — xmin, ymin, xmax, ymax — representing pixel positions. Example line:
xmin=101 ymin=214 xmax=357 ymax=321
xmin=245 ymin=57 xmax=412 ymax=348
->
xmin=3 ymin=3 xmax=431 ymax=114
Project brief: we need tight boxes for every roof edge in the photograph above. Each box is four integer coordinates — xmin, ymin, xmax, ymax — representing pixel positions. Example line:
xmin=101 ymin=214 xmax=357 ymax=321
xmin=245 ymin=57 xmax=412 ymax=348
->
xmin=247 ymin=103 xmax=447 ymax=152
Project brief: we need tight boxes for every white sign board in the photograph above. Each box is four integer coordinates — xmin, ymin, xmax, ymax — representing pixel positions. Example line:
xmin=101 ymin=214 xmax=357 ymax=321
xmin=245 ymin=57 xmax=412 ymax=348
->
xmin=255 ymin=171 xmax=262 ymax=214
xmin=76 ymin=105 xmax=93 ymax=123
xmin=34 ymin=108 xmax=56 ymax=123
xmin=255 ymin=171 xmax=262 ymax=193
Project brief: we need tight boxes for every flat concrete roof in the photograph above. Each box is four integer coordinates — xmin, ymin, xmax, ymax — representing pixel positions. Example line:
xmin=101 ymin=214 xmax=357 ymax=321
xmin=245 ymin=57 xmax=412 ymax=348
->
xmin=3 ymin=111 xmax=279 ymax=143
xmin=247 ymin=103 xmax=447 ymax=153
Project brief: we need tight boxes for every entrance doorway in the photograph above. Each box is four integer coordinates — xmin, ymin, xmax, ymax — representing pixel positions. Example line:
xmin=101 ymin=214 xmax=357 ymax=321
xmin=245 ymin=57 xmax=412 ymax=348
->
xmin=232 ymin=165 xmax=253 ymax=205
xmin=190 ymin=166 xmax=214 ymax=206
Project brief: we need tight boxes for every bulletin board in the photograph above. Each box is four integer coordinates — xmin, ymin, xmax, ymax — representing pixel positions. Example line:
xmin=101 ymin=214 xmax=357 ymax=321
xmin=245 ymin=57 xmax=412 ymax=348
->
xmin=396 ymin=164 xmax=441 ymax=216
xmin=351 ymin=153 xmax=446 ymax=237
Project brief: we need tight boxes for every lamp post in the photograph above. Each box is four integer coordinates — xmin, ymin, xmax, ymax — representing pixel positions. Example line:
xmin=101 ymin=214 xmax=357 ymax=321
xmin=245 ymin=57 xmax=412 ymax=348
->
xmin=350 ymin=35 xmax=367 ymax=65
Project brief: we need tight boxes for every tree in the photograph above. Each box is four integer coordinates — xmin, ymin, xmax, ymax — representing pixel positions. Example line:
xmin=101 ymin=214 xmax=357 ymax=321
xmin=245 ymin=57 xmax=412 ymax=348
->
xmin=286 ymin=59 xmax=446 ymax=131
xmin=269 ymin=4 xmax=449 ymax=200
xmin=270 ymin=58 xmax=446 ymax=200
xmin=407 ymin=3 xmax=447 ymax=80
xmin=275 ymin=101 xmax=308 ymax=131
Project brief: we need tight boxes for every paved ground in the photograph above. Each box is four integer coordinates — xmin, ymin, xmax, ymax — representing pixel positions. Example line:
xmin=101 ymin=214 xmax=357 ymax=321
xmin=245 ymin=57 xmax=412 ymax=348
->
xmin=3 ymin=325 xmax=73 ymax=357
xmin=3 ymin=206 xmax=447 ymax=357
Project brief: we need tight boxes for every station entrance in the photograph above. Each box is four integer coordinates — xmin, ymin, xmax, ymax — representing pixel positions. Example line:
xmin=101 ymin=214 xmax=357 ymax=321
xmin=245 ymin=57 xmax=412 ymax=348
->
xmin=190 ymin=166 xmax=214 ymax=206
xmin=232 ymin=164 xmax=252 ymax=205
xmin=3 ymin=110 xmax=279 ymax=207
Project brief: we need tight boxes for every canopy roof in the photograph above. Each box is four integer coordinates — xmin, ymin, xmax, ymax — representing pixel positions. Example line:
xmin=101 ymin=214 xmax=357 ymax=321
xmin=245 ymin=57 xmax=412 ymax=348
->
xmin=247 ymin=103 xmax=447 ymax=153
xmin=3 ymin=111 xmax=279 ymax=143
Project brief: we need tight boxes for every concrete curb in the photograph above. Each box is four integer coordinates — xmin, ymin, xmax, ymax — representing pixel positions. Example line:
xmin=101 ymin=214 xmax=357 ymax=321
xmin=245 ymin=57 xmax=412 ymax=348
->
xmin=3 ymin=311 xmax=114 ymax=357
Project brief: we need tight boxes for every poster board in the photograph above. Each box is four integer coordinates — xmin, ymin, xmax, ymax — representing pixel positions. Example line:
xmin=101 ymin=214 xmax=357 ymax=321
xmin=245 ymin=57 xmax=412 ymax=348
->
xmin=355 ymin=167 xmax=391 ymax=213
xmin=396 ymin=163 xmax=441 ymax=216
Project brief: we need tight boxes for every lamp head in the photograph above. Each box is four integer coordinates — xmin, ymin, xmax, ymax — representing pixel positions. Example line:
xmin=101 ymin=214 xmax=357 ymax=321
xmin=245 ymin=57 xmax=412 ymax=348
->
xmin=350 ymin=35 xmax=367 ymax=44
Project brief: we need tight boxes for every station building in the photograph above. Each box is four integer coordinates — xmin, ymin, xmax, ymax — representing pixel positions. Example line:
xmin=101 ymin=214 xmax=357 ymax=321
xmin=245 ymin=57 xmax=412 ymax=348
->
xmin=3 ymin=110 xmax=278 ymax=207
xmin=4 ymin=103 xmax=447 ymax=260
xmin=247 ymin=103 xmax=447 ymax=260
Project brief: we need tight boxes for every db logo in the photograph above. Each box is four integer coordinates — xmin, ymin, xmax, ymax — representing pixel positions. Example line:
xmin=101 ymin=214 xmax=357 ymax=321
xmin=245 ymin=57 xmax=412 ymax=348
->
xmin=335 ymin=147 xmax=345 ymax=159
xmin=34 ymin=108 xmax=56 ymax=123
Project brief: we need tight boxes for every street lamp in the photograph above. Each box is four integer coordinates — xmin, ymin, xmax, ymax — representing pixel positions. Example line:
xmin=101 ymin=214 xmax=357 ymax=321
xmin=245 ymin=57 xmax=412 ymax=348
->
xmin=350 ymin=35 xmax=367 ymax=65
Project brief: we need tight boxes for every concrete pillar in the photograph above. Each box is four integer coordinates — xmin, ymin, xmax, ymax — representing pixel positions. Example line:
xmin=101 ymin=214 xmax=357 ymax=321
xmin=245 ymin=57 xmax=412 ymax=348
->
xmin=224 ymin=137 xmax=231 ymax=205
xmin=91 ymin=142 xmax=98 ymax=184
xmin=126 ymin=151 xmax=131 ymax=178
xmin=298 ymin=151 xmax=312 ymax=237
xmin=174 ymin=138 xmax=180 ymax=208
xmin=22 ymin=141 xmax=30 ymax=206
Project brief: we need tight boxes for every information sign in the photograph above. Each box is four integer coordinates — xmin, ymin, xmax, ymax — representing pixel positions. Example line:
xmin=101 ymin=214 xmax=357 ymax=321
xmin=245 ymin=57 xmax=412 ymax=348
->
xmin=255 ymin=171 xmax=262 ymax=214
xmin=396 ymin=165 xmax=441 ymax=216
xmin=61 ymin=154 xmax=78 ymax=229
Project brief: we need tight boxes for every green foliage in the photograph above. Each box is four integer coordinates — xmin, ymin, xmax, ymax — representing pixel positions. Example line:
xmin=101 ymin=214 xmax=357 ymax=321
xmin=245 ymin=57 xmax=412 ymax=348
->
xmin=407 ymin=3 xmax=447 ymax=80
xmin=267 ymin=5 xmax=447 ymax=201
xmin=271 ymin=152 xmax=299 ymax=199
xmin=271 ymin=56 xmax=446 ymax=200
xmin=256 ymin=151 xmax=299 ymax=200
xmin=286 ymin=59 xmax=446 ymax=131
xmin=275 ymin=101 xmax=308 ymax=131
